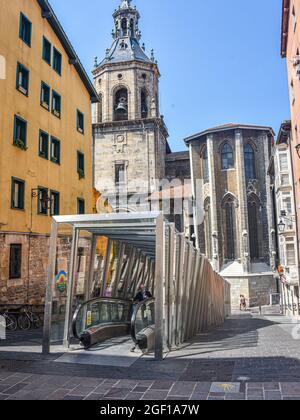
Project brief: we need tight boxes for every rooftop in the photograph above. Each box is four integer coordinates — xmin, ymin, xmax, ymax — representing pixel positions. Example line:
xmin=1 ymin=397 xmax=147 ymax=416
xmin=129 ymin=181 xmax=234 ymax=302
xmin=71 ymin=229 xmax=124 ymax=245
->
xmin=184 ymin=123 xmax=275 ymax=144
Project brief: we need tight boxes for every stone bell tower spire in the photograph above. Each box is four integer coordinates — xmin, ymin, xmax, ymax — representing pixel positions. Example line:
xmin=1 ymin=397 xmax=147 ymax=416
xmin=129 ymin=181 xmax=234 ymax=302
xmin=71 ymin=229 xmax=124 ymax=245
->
xmin=92 ymin=0 xmax=169 ymax=212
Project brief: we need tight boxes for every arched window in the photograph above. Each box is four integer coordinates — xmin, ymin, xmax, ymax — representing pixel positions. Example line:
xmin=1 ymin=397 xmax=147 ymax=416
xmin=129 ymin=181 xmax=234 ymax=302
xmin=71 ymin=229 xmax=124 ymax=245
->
xmin=114 ymin=88 xmax=128 ymax=121
xmin=130 ymin=19 xmax=134 ymax=35
xmin=204 ymin=198 xmax=212 ymax=260
xmin=203 ymin=147 xmax=209 ymax=183
xmin=222 ymin=194 xmax=237 ymax=261
xmin=244 ymin=144 xmax=256 ymax=180
xmin=221 ymin=143 xmax=234 ymax=170
xmin=97 ymin=94 xmax=102 ymax=123
xmin=121 ymin=18 xmax=127 ymax=36
xmin=248 ymin=194 xmax=260 ymax=260
xmin=141 ymin=90 xmax=148 ymax=119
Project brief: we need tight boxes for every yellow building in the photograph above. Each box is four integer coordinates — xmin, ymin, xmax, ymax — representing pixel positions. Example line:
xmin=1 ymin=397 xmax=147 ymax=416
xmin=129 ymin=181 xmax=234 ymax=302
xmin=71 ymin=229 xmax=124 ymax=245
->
xmin=0 ymin=0 xmax=98 ymax=305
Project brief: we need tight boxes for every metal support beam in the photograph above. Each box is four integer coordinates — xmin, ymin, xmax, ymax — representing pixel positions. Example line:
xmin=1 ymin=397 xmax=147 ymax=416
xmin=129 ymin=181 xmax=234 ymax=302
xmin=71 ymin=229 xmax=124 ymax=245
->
xmin=154 ymin=214 xmax=164 ymax=360
xmin=42 ymin=220 xmax=58 ymax=354
xmin=63 ymin=228 xmax=79 ymax=348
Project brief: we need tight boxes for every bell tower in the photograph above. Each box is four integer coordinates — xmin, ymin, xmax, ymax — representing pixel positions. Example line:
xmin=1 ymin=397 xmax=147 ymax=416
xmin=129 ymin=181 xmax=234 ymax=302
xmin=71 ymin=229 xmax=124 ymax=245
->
xmin=93 ymin=0 xmax=169 ymax=212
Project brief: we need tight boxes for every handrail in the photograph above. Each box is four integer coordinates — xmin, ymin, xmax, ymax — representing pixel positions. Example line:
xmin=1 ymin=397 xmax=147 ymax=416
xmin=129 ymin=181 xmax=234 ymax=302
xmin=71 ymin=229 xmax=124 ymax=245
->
xmin=130 ymin=298 xmax=155 ymax=344
xmin=72 ymin=297 xmax=132 ymax=339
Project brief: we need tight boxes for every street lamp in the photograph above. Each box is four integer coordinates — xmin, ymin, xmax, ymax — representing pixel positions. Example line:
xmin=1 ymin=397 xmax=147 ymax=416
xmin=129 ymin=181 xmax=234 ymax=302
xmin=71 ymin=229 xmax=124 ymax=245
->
xmin=278 ymin=219 xmax=286 ymax=233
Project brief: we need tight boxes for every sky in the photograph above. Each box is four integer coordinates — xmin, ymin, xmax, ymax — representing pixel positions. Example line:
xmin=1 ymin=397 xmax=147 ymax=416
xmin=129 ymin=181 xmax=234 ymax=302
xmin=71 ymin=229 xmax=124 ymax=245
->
xmin=50 ymin=0 xmax=290 ymax=152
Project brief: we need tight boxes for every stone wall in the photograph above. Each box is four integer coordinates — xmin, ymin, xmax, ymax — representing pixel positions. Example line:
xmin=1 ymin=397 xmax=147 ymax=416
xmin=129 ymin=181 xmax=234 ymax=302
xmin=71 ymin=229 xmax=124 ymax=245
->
xmin=226 ymin=274 xmax=277 ymax=310
xmin=0 ymin=233 xmax=91 ymax=307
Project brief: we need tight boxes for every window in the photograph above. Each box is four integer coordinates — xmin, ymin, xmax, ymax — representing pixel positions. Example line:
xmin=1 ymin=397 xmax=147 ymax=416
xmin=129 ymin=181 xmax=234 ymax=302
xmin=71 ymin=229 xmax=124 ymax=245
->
xmin=77 ymin=110 xmax=84 ymax=134
xmin=203 ymin=147 xmax=209 ymax=183
xmin=50 ymin=191 xmax=60 ymax=216
xmin=141 ymin=90 xmax=148 ymax=119
xmin=11 ymin=178 xmax=25 ymax=210
xmin=40 ymin=82 xmax=50 ymax=110
xmin=114 ymin=88 xmax=128 ymax=121
xmin=50 ymin=137 xmax=60 ymax=164
xmin=279 ymin=153 xmax=288 ymax=172
xmin=244 ymin=144 xmax=256 ymax=180
xmin=52 ymin=91 xmax=61 ymax=118
xmin=77 ymin=152 xmax=85 ymax=179
xmin=115 ymin=162 xmax=126 ymax=185
xmin=19 ymin=13 xmax=32 ymax=46
xmin=16 ymin=63 xmax=29 ymax=96
xmin=9 ymin=244 xmax=22 ymax=279
xmin=221 ymin=143 xmax=234 ymax=170
xmin=292 ymin=6 xmax=297 ymax=32
xmin=39 ymin=130 xmax=49 ymax=159
xmin=283 ymin=196 xmax=292 ymax=214
xmin=77 ymin=198 xmax=85 ymax=215
xmin=53 ymin=48 xmax=62 ymax=75
xmin=281 ymin=174 xmax=290 ymax=186
xmin=248 ymin=195 xmax=260 ymax=260
xmin=286 ymin=243 xmax=296 ymax=266
xmin=224 ymin=199 xmax=235 ymax=260
xmin=42 ymin=37 xmax=51 ymax=65
xmin=290 ymin=80 xmax=295 ymax=105
xmin=38 ymin=187 xmax=49 ymax=215
xmin=14 ymin=115 xmax=27 ymax=149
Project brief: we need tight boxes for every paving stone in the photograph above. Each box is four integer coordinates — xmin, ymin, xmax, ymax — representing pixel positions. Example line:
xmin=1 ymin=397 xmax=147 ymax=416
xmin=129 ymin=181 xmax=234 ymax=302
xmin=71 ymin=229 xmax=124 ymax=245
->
xmin=84 ymin=393 xmax=106 ymax=400
xmin=47 ymin=389 xmax=72 ymax=401
xmin=247 ymin=388 xmax=264 ymax=398
xmin=68 ymin=385 xmax=97 ymax=397
xmin=104 ymin=388 xmax=131 ymax=399
xmin=132 ymin=386 xmax=149 ymax=393
xmin=169 ymin=381 xmax=196 ymax=397
xmin=150 ymin=381 xmax=174 ymax=391
xmin=210 ymin=382 xmax=240 ymax=394
xmin=64 ymin=395 xmax=84 ymax=400
xmin=4 ymin=382 xmax=29 ymax=395
xmin=142 ymin=390 xmax=169 ymax=400
xmin=265 ymin=391 xmax=282 ymax=400
xmin=281 ymin=382 xmax=300 ymax=396
xmin=194 ymin=382 xmax=212 ymax=393
xmin=125 ymin=392 xmax=143 ymax=400
xmin=190 ymin=393 xmax=208 ymax=400
xmin=263 ymin=383 xmax=280 ymax=391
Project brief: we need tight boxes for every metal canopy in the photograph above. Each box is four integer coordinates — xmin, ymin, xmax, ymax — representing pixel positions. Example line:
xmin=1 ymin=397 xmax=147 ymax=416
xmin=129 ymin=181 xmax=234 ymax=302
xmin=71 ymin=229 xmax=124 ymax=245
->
xmin=52 ymin=212 xmax=160 ymax=258
xmin=43 ymin=211 xmax=229 ymax=361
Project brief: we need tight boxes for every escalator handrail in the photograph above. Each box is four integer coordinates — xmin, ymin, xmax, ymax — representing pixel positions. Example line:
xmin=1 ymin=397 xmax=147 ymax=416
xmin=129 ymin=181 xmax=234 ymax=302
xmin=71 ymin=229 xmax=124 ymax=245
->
xmin=72 ymin=297 xmax=133 ymax=339
xmin=130 ymin=298 xmax=155 ymax=344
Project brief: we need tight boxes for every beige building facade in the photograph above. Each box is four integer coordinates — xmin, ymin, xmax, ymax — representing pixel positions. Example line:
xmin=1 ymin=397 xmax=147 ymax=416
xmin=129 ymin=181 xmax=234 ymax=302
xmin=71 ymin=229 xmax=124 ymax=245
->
xmin=92 ymin=0 xmax=169 ymax=212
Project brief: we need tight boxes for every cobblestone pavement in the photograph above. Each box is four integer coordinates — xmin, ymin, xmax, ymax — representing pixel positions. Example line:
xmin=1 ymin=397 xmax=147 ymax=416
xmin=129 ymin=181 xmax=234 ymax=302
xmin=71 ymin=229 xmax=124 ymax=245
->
xmin=1 ymin=314 xmax=300 ymax=400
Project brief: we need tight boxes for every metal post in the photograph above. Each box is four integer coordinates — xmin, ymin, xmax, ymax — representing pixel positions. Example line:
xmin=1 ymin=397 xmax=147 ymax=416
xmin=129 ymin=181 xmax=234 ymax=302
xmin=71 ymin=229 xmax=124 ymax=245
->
xmin=112 ymin=242 xmax=125 ymax=297
xmin=63 ymin=227 xmax=79 ymax=348
xmin=155 ymin=214 xmax=165 ymax=360
xmin=101 ymin=238 xmax=112 ymax=296
xmin=168 ymin=224 xmax=175 ymax=349
xmin=42 ymin=219 xmax=58 ymax=354
xmin=85 ymin=234 xmax=97 ymax=302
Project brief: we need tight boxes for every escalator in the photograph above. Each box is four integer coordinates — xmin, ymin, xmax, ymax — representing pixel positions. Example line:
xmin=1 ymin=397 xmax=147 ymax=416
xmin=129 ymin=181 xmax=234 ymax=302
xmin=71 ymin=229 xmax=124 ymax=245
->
xmin=72 ymin=297 xmax=155 ymax=353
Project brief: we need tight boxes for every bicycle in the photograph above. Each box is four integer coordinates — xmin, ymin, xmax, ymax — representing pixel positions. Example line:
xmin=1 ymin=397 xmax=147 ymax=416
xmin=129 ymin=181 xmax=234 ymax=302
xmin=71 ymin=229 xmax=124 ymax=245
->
xmin=18 ymin=306 xmax=41 ymax=331
xmin=0 ymin=309 xmax=18 ymax=332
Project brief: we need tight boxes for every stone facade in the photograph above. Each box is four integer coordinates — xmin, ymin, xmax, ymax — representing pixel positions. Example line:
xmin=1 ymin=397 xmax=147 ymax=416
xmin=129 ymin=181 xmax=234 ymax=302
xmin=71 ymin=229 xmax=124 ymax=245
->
xmin=186 ymin=124 xmax=278 ymax=309
xmin=92 ymin=1 xmax=169 ymax=211
xmin=0 ymin=233 xmax=90 ymax=307
xmin=165 ymin=151 xmax=191 ymax=181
